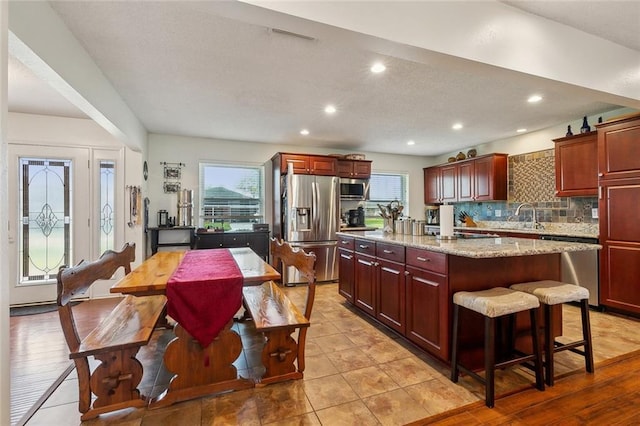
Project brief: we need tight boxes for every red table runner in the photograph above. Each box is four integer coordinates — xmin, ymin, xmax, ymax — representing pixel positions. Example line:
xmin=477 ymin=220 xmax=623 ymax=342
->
xmin=166 ymin=249 xmax=243 ymax=347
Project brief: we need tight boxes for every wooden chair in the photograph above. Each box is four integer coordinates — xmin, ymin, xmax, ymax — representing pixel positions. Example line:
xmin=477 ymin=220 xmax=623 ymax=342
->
xmin=243 ymin=238 xmax=316 ymax=385
xmin=57 ymin=243 xmax=167 ymax=420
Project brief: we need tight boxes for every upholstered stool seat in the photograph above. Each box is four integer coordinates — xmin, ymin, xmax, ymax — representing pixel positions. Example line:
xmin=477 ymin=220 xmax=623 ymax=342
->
xmin=510 ymin=280 xmax=594 ymax=386
xmin=450 ymin=287 xmax=545 ymax=408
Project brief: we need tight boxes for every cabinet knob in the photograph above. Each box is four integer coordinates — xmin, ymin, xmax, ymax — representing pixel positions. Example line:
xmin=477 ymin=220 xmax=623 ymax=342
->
xmin=598 ymin=173 xmax=604 ymax=177
xmin=404 ymin=271 xmax=410 ymax=276
xmin=359 ymin=244 xmax=369 ymax=249
xmin=416 ymin=256 xmax=430 ymax=262
xmin=383 ymin=249 xmax=393 ymax=254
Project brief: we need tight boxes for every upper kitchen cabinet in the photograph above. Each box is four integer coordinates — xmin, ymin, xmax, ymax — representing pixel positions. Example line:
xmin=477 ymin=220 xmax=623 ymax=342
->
xmin=337 ymin=159 xmax=372 ymax=178
xmin=274 ymin=152 xmax=337 ymax=176
xmin=423 ymin=154 xmax=507 ymax=203
xmin=597 ymin=114 xmax=640 ymax=182
xmin=553 ymin=131 xmax=598 ymax=197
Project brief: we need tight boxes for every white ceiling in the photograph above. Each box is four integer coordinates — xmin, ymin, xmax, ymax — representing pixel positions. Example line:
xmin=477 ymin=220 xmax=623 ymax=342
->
xmin=7 ymin=1 xmax=640 ymax=156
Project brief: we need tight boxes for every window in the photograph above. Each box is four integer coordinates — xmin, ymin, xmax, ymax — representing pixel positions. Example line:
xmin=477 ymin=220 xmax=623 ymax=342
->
xmin=364 ymin=172 xmax=409 ymax=228
xmin=199 ymin=163 xmax=264 ymax=230
xmin=19 ymin=157 xmax=72 ymax=284
xmin=99 ymin=161 xmax=116 ymax=253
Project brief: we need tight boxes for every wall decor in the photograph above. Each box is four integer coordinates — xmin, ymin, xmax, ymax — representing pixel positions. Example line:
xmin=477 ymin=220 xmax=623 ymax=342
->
xmin=161 ymin=162 xmax=185 ymax=180
xmin=164 ymin=181 xmax=181 ymax=193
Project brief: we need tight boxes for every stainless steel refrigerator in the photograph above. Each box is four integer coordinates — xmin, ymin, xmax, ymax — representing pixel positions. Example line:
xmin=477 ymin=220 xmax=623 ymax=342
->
xmin=282 ymin=172 xmax=339 ymax=284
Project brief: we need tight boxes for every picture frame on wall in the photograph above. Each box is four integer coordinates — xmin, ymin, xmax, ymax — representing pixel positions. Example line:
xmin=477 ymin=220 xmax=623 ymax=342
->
xmin=164 ymin=166 xmax=181 ymax=179
xmin=163 ymin=181 xmax=181 ymax=193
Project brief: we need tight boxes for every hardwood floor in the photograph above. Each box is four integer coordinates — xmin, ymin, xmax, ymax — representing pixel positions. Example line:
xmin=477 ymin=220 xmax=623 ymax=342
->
xmin=410 ymin=349 xmax=640 ymax=425
xmin=10 ymin=298 xmax=122 ymax=426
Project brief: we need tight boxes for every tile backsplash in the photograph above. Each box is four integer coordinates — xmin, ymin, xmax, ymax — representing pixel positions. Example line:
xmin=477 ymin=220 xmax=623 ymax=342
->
xmin=450 ymin=149 xmax=599 ymax=226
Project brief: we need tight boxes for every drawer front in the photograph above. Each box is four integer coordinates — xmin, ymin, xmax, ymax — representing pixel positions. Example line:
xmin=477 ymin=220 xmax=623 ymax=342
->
xmin=406 ymin=248 xmax=447 ymax=274
xmin=355 ymin=239 xmax=376 ymax=256
xmin=376 ymin=242 xmax=405 ymax=263
xmin=223 ymin=233 xmax=249 ymax=247
xmin=338 ymin=236 xmax=355 ymax=250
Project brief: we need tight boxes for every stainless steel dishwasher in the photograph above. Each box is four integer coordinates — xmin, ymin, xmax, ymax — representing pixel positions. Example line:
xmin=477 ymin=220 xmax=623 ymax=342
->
xmin=540 ymin=235 xmax=599 ymax=307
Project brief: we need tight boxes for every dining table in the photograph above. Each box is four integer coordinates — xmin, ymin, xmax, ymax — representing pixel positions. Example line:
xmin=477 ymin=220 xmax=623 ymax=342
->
xmin=109 ymin=247 xmax=281 ymax=409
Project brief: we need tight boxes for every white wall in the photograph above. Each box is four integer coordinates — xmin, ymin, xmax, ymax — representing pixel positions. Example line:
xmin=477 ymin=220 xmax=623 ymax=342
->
xmin=430 ymin=107 xmax=638 ymax=165
xmin=147 ymin=133 xmax=430 ymax=225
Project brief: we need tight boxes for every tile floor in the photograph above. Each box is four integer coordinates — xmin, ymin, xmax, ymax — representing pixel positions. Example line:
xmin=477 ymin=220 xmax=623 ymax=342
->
xmin=25 ymin=283 xmax=640 ymax=425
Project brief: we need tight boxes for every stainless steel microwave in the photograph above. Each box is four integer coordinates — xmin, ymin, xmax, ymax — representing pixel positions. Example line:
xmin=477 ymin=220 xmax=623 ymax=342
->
xmin=340 ymin=178 xmax=370 ymax=200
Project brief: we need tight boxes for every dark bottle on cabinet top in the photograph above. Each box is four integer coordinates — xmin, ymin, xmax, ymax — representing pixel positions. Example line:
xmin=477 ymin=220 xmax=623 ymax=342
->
xmin=580 ymin=116 xmax=591 ymax=133
xmin=566 ymin=125 xmax=573 ymax=136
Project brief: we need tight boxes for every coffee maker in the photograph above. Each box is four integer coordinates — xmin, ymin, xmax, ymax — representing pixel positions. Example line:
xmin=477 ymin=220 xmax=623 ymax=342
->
xmin=425 ymin=205 xmax=440 ymax=225
xmin=348 ymin=207 xmax=366 ymax=227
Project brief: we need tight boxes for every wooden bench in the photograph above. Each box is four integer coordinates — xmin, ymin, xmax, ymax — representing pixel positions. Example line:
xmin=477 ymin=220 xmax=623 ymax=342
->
xmin=242 ymin=239 xmax=316 ymax=385
xmin=56 ymin=243 xmax=167 ymax=421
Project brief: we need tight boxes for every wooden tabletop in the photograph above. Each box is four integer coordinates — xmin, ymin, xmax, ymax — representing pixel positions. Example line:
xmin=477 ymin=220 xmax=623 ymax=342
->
xmin=110 ymin=247 xmax=280 ymax=296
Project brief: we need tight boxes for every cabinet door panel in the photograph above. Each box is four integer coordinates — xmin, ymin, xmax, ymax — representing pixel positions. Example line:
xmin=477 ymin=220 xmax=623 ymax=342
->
xmin=353 ymin=161 xmax=371 ymax=178
xmin=601 ymin=244 xmax=640 ymax=312
xmin=309 ymin=156 xmax=337 ymax=175
xmin=604 ymin=183 xmax=640 ymax=243
xmin=440 ymin=165 xmax=457 ymax=202
xmin=424 ymin=167 xmax=440 ymax=203
xmin=280 ymin=154 xmax=309 ymax=174
xmin=377 ymin=259 xmax=405 ymax=333
xmin=456 ymin=162 xmax=474 ymax=201
xmin=599 ymin=121 xmax=640 ymax=180
xmin=406 ymin=266 xmax=448 ymax=359
xmin=554 ymin=133 xmax=597 ymax=196
xmin=354 ymin=254 xmax=376 ymax=316
xmin=338 ymin=248 xmax=355 ymax=302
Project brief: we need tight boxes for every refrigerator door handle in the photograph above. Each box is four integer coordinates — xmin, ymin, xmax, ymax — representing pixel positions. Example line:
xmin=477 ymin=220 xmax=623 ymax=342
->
xmin=312 ymin=180 xmax=318 ymax=239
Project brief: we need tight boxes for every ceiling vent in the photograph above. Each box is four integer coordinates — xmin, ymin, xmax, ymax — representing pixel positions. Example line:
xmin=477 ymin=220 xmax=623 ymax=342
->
xmin=269 ymin=28 xmax=316 ymax=41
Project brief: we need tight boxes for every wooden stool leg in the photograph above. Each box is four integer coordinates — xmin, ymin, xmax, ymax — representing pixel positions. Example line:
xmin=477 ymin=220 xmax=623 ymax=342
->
xmin=544 ymin=304 xmax=555 ymax=386
xmin=450 ymin=305 xmax=460 ymax=383
xmin=530 ymin=308 xmax=545 ymax=391
xmin=580 ymin=299 xmax=595 ymax=373
xmin=485 ymin=316 xmax=496 ymax=408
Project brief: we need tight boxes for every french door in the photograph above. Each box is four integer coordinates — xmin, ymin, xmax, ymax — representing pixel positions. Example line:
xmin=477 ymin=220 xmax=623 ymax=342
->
xmin=8 ymin=145 xmax=90 ymax=305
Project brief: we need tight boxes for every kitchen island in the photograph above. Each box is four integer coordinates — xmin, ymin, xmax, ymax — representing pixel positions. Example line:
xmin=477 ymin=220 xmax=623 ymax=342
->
xmin=336 ymin=230 xmax=601 ymax=368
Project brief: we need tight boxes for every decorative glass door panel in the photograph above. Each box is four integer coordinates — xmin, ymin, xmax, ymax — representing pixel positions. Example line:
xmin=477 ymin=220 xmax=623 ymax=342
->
xmin=19 ymin=158 xmax=72 ymax=284
xmin=99 ymin=160 xmax=115 ymax=254
xmin=9 ymin=145 xmax=90 ymax=305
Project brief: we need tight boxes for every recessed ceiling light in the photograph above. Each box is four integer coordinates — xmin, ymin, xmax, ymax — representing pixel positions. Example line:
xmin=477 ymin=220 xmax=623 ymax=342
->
xmin=300 ymin=129 xmax=309 ymax=135
xmin=407 ymin=140 xmax=415 ymax=146
xmin=324 ymin=105 xmax=337 ymax=114
xmin=528 ymin=95 xmax=543 ymax=103
xmin=452 ymin=123 xmax=463 ymax=130
xmin=371 ymin=63 xmax=386 ymax=73
xmin=516 ymin=128 xmax=527 ymax=133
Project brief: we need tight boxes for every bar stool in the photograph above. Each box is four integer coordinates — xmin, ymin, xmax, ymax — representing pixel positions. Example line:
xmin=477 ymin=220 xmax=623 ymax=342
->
xmin=450 ymin=287 xmax=545 ymax=408
xmin=510 ymin=280 xmax=594 ymax=386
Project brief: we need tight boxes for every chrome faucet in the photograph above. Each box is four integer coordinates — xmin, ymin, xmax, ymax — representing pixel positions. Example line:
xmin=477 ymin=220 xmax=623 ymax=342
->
xmin=515 ymin=203 xmax=543 ymax=230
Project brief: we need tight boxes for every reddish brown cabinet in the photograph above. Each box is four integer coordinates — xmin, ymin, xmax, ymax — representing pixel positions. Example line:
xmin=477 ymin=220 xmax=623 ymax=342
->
xmin=597 ymin=113 xmax=640 ymax=314
xmin=337 ymin=159 xmax=372 ymax=178
xmin=354 ymin=240 xmax=377 ymax=316
xmin=553 ymin=131 xmax=598 ymax=197
xmin=423 ymin=154 xmax=507 ymax=203
xmin=274 ymin=152 xmax=337 ymax=175
xmin=405 ymin=248 xmax=448 ymax=359
xmin=376 ymin=243 xmax=406 ymax=334
xmin=338 ymin=236 xmax=355 ymax=303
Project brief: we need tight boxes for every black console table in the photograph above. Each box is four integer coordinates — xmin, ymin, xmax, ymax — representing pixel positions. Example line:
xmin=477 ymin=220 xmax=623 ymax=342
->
xmin=148 ymin=226 xmax=196 ymax=255
xmin=194 ymin=230 xmax=270 ymax=260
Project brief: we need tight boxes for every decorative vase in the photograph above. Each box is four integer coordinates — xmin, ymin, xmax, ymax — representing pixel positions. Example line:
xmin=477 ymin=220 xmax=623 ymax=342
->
xmin=580 ymin=116 xmax=591 ymax=133
xmin=566 ymin=125 xmax=573 ymax=136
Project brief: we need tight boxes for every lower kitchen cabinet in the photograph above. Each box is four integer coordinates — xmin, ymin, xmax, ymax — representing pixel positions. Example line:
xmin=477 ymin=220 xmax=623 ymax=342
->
xmin=338 ymin=247 xmax=355 ymax=302
xmin=354 ymin=239 xmax=377 ymax=315
xmin=405 ymin=266 xmax=448 ymax=359
xmin=377 ymin=258 xmax=406 ymax=334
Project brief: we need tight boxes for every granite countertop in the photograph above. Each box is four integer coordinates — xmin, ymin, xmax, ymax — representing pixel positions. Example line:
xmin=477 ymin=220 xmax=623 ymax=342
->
xmin=340 ymin=226 xmax=378 ymax=231
xmin=337 ymin=230 xmax=602 ymax=259
xmin=425 ymin=223 xmax=598 ymax=239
